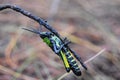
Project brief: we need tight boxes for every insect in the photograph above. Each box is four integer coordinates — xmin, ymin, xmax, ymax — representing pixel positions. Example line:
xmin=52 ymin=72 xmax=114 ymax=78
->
xmin=0 ymin=4 xmax=87 ymax=76
xmin=22 ymin=27 xmax=87 ymax=76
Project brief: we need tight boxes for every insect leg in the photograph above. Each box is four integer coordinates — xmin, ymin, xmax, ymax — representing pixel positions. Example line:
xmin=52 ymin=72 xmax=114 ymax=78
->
xmin=69 ymin=49 xmax=87 ymax=70
xmin=51 ymin=40 xmax=71 ymax=54
xmin=63 ymin=37 xmax=67 ymax=41
xmin=57 ymin=41 xmax=71 ymax=53
xmin=63 ymin=37 xmax=71 ymax=45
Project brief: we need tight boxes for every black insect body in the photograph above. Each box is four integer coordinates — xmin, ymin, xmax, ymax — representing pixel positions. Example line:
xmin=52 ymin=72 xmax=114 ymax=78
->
xmin=0 ymin=4 xmax=87 ymax=76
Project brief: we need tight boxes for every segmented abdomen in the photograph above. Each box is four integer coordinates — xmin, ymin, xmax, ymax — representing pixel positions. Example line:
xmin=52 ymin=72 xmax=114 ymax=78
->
xmin=65 ymin=50 xmax=81 ymax=76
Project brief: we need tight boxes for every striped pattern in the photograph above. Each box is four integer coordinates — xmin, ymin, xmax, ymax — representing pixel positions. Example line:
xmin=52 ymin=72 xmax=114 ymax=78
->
xmin=65 ymin=50 xmax=81 ymax=76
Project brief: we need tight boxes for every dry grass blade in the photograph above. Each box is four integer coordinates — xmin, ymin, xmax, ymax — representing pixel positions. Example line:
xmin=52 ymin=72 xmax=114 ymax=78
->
xmin=5 ymin=28 xmax=23 ymax=68
xmin=0 ymin=65 xmax=39 ymax=80
xmin=84 ymin=49 xmax=106 ymax=64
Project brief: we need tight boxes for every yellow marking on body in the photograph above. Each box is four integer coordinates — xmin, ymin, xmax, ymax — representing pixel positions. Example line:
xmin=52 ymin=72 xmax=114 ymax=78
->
xmin=68 ymin=55 xmax=72 ymax=58
xmin=68 ymin=51 xmax=78 ymax=62
xmin=71 ymin=59 xmax=75 ymax=62
xmin=74 ymin=63 xmax=77 ymax=66
xmin=66 ymin=52 xmax=69 ymax=55
xmin=75 ymin=67 xmax=80 ymax=69
xmin=60 ymin=51 xmax=70 ymax=68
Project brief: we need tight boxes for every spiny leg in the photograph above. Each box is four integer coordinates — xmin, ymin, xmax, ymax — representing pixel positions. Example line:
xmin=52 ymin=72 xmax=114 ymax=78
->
xmin=69 ymin=49 xmax=87 ymax=70
xmin=63 ymin=37 xmax=71 ymax=44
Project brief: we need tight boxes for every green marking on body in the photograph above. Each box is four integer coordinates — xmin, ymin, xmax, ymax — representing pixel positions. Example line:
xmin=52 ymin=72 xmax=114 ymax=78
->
xmin=43 ymin=37 xmax=52 ymax=46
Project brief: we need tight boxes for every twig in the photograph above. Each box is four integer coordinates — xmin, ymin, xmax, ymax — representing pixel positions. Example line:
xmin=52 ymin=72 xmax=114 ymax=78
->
xmin=57 ymin=48 xmax=106 ymax=80
xmin=0 ymin=4 xmax=60 ymax=37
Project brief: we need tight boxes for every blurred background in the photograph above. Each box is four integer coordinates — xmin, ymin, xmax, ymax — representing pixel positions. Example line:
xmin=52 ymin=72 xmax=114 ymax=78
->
xmin=0 ymin=0 xmax=120 ymax=80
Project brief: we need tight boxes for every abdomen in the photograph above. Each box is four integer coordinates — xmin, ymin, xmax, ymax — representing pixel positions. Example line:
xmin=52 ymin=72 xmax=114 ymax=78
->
xmin=65 ymin=50 xmax=81 ymax=76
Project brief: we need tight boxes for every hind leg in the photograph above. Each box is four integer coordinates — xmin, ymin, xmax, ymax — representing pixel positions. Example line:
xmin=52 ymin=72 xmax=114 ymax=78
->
xmin=51 ymin=40 xmax=71 ymax=54
xmin=69 ymin=49 xmax=87 ymax=70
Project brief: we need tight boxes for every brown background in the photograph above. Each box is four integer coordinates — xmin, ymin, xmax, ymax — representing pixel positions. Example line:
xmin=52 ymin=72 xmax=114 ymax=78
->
xmin=0 ymin=0 xmax=120 ymax=80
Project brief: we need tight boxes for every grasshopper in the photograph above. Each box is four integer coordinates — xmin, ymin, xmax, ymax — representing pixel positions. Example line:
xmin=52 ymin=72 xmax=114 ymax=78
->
xmin=22 ymin=27 xmax=87 ymax=76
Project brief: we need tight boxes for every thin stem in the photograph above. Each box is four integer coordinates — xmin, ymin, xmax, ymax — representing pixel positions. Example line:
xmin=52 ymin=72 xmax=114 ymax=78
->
xmin=84 ymin=48 xmax=106 ymax=64
xmin=0 ymin=4 xmax=60 ymax=36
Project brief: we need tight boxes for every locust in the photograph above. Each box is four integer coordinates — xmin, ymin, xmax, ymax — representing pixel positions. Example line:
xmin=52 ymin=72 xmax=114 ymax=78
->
xmin=0 ymin=4 xmax=87 ymax=76
xmin=22 ymin=27 xmax=87 ymax=76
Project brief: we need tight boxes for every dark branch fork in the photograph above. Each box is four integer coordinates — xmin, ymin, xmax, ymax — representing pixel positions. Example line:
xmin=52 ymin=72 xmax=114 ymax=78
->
xmin=0 ymin=4 xmax=60 ymax=37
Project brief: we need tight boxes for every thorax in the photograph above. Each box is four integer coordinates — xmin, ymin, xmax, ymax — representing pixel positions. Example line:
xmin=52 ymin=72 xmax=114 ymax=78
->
xmin=51 ymin=35 xmax=62 ymax=47
xmin=43 ymin=35 xmax=62 ymax=47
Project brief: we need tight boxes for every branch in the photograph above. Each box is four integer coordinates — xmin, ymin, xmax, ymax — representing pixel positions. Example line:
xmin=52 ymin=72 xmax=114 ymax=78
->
xmin=0 ymin=4 xmax=60 ymax=37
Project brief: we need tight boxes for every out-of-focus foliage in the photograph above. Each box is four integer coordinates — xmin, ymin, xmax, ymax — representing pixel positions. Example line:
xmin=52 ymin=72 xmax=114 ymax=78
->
xmin=0 ymin=0 xmax=120 ymax=80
